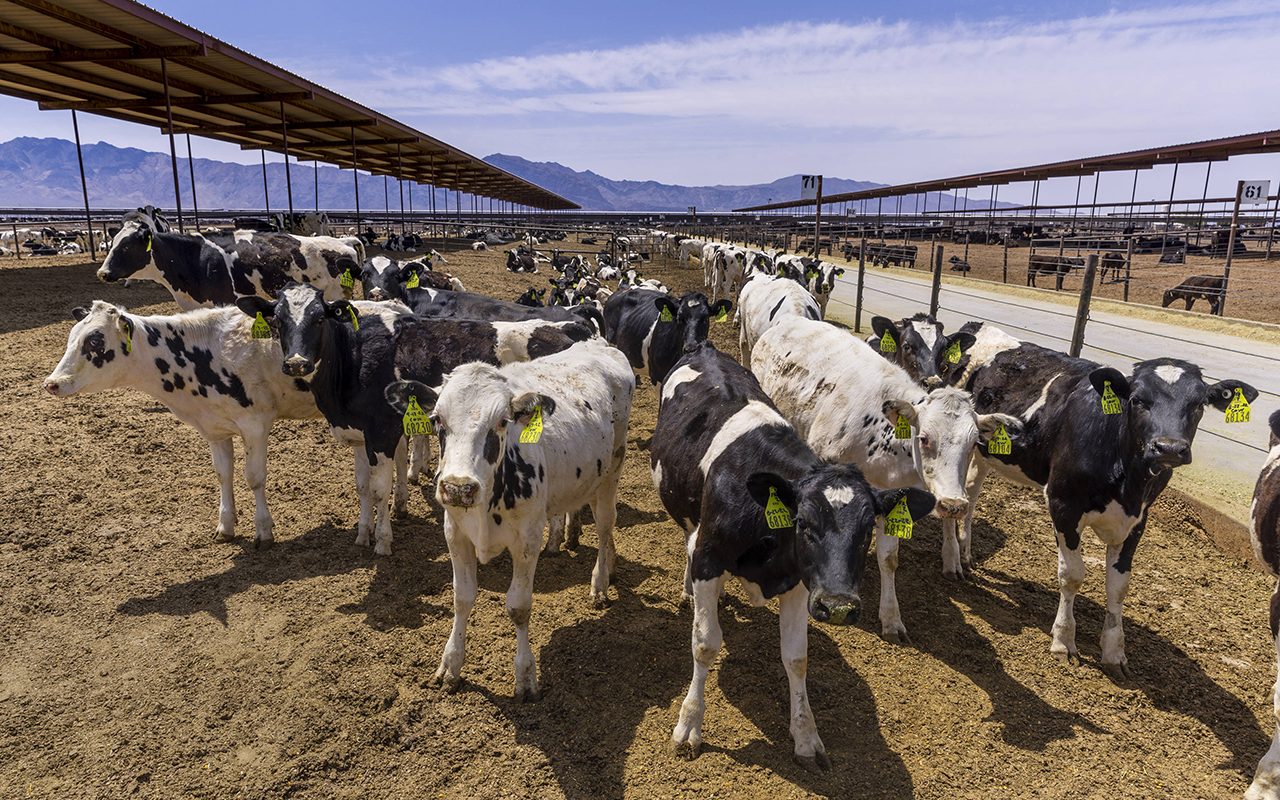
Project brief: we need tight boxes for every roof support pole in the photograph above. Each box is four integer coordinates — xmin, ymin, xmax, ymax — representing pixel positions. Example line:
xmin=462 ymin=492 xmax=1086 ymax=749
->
xmin=70 ymin=109 xmax=96 ymax=256
xmin=1197 ymin=162 xmax=1212 ymax=248
xmin=1160 ymin=160 xmax=1179 ymax=262
xmin=1090 ymin=174 xmax=1100 ymax=239
xmin=314 ymin=160 xmax=318 ymax=213
xmin=261 ymin=150 xmax=270 ymax=214
xmin=159 ymin=57 xmax=184 ymax=232
xmin=279 ymin=102 xmax=294 ymax=229
xmin=396 ymin=144 xmax=405 ymax=235
xmin=185 ymin=134 xmax=199 ymax=230
xmin=1127 ymin=169 xmax=1139 ymax=231
xmin=351 ymin=127 xmax=360 ymax=232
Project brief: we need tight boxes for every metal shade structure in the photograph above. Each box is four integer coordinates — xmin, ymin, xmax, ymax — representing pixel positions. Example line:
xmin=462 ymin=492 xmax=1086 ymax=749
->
xmin=0 ymin=0 xmax=578 ymax=210
xmin=734 ymin=129 xmax=1280 ymax=212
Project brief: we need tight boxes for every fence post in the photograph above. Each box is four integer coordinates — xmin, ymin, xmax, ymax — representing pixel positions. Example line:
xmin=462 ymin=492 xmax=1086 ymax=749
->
xmin=1124 ymin=237 xmax=1134 ymax=303
xmin=1070 ymin=254 xmax=1099 ymax=358
xmin=11 ymin=223 xmax=20 ymax=260
xmin=930 ymin=245 xmax=944 ymax=316
xmin=1221 ymin=180 xmax=1245 ymax=317
xmin=1002 ymin=235 xmax=1008 ymax=283
xmin=855 ymin=238 xmax=867 ymax=333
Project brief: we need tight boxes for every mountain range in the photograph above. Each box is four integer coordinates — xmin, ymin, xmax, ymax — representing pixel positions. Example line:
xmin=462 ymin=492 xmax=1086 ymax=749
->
xmin=0 ymin=137 xmax=1000 ymax=214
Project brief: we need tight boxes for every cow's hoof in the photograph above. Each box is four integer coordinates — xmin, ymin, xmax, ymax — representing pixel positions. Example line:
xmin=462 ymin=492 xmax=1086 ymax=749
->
xmin=880 ymin=628 xmax=912 ymax=646
xmin=1102 ymin=662 xmax=1133 ymax=682
xmin=407 ymin=474 xmax=420 ymax=486
xmin=668 ymin=738 xmax=701 ymax=761
xmin=393 ymin=504 xmax=409 ymax=519
xmin=941 ymin=569 xmax=964 ymax=583
xmin=214 ymin=531 xmax=235 ymax=543
xmin=430 ymin=669 xmax=463 ymax=694
xmin=540 ymin=546 xmax=562 ymax=558
xmin=515 ymin=685 xmax=541 ymax=704
xmin=589 ymin=591 xmax=609 ymax=609
xmin=794 ymin=750 xmax=832 ymax=774
xmin=1053 ymin=651 xmax=1081 ymax=668
xmin=254 ymin=538 xmax=274 ymax=551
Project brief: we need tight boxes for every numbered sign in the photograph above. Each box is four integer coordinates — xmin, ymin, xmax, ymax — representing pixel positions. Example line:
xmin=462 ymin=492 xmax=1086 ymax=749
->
xmin=687 ymin=206 xmax=696 ymax=216
xmin=1241 ymin=181 xmax=1271 ymax=206
xmin=801 ymin=175 xmax=822 ymax=201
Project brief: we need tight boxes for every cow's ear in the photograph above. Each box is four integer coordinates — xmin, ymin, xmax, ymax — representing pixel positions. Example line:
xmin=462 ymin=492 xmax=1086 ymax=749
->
xmin=873 ymin=487 xmax=936 ymax=522
xmin=654 ymin=296 xmax=678 ymax=320
xmin=236 ymin=296 xmax=274 ymax=318
xmin=835 ymin=268 xmax=845 ymax=277
xmin=882 ymin=398 xmax=918 ymax=427
xmin=870 ymin=316 xmax=898 ymax=344
xmin=509 ymin=391 xmax=555 ymax=422
xmin=1270 ymin=410 xmax=1280 ymax=447
xmin=746 ymin=472 xmax=796 ymax=512
xmin=712 ymin=299 xmax=733 ymax=315
xmin=976 ymin=413 xmax=1022 ymax=444
xmin=327 ymin=299 xmax=355 ymax=322
xmin=397 ymin=264 xmax=418 ymax=283
xmin=1204 ymin=379 xmax=1258 ymax=411
xmin=384 ymin=380 xmax=437 ymax=415
xmin=71 ymin=307 xmax=89 ymax=321
xmin=1088 ymin=367 xmax=1129 ymax=401
xmin=936 ymin=331 xmax=976 ymax=374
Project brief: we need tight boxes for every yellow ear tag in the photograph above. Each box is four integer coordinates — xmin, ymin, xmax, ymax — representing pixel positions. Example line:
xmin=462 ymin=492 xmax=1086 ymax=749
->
xmin=402 ymin=396 xmax=433 ymax=436
xmin=659 ymin=306 xmax=674 ymax=322
xmin=894 ymin=415 xmax=912 ymax=440
xmin=715 ymin=306 xmax=728 ymax=323
xmin=145 ymin=234 xmax=151 ymax=252
xmin=347 ymin=306 xmax=359 ymax=332
xmin=885 ymin=496 xmax=914 ymax=539
xmin=519 ymin=406 xmax=543 ymax=444
xmin=765 ymin=486 xmax=792 ymax=530
xmin=123 ymin=325 xmax=132 ymax=355
xmin=945 ymin=340 xmax=962 ymax=363
xmin=339 ymin=270 xmax=354 ymax=288
xmin=1101 ymin=381 xmax=1122 ymax=415
xmin=251 ymin=312 xmax=271 ymax=339
xmin=1225 ymin=387 xmax=1251 ymax=424
xmin=988 ymin=423 xmax=1012 ymax=455
xmin=880 ymin=330 xmax=897 ymax=353
xmin=406 ymin=271 xmax=420 ymax=289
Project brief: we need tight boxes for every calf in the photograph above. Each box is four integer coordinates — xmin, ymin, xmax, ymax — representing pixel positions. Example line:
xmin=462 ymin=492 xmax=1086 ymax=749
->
xmin=1026 ymin=253 xmax=1084 ymax=290
xmin=360 ymin=254 xmax=463 ymax=301
xmin=800 ymin=260 xmax=844 ymax=316
xmin=1249 ymin=411 xmax=1280 ymax=800
xmin=238 ymin=282 xmax=589 ymax=555
xmin=947 ymin=321 xmax=1256 ymax=677
xmin=948 ymin=255 xmax=971 ymax=273
xmin=735 ymin=273 xmax=820 ymax=365
xmin=1099 ymin=251 xmax=1127 ymax=283
xmin=506 ymin=250 xmax=538 ymax=273
xmin=652 ymin=341 xmax=933 ymax=769
xmin=389 ymin=339 xmax=634 ymax=700
xmin=1162 ymin=275 xmax=1224 ymax=315
xmin=602 ymin=288 xmax=731 ymax=391
xmin=753 ymin=316 xmax=1017 ymax=642
xmin=867 ymin=314 xmax=976 ymax=388
xmin=515 ymin=287 xmax=546 ymax=307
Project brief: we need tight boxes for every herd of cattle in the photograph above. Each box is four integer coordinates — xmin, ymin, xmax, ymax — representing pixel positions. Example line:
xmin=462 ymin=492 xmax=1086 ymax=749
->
xmin=34 ymin=214 xmax=1280 ymax=795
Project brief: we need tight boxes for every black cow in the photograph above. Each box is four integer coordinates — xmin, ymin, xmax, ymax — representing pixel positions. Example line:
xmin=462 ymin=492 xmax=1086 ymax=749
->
xmin=947 ymin=321 xmax=1257 ymax=679
xmin=601 ymin=288 xmax=731 ymax=391
xmin=651 ymin=341 xmax=932 ymax=771
xmin=867 ymin=314 xmax=974 ymax=387
xmin=1162 ymin=275 xmax=1225 ymax=316
xmin=1249 ymin=411 xmax=1280 ymax=799
xmin=948 ymin=255 xmax=971 ymax=273
xmin=515 ymin=287 xmax=546 ymax=307
xmin=399 ymin=286 xmax=603 ymax=335
xmin=1026 ymin=253 xmax=1085 ymax=290
xmin=236 ymin=282 xmax=588 ymax=556
xmin=360 ymin=255 xmax=460 ymax=302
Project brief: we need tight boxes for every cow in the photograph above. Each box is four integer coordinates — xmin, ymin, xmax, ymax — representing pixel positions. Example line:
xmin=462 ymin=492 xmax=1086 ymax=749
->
xmin=798 ymin=260 xmax=844 ymax=316
xmin=1162 ymin=275 xmax=1225 ymax=316
xmin=515 ymin=287 xmax=546 ymax=307
xmin=1099 ymin=252 xmax=1128 ymax=283
xmin=388 ymin=338 xmax=634 ymax=701
xmin=866 ymin=314 xmax=976 ymax=388
xmin=601 ymin=288 xmax=731 ymax=393
xmin=359 ymin=254 xmax=464 ymax=302
xmin=238 ymin=282 xmax=592 ymax=555
xmin=472 ymin=241 xmax=488 ymax=251
xmin=708 ymin=247 xmax=747 ymax=303
xmin=506 ymin=250 xmax=538 ymax=273
xmin=651 ymin=341 xmax=934 ymax=769
xmin=945 ymin=320 xmax=1257 ymax=677
xmin=1249 ymin=411 xmax=1280 ymax=800
xmin=96 ymin=221 xmax=360 ymax=310
xmin=399 ymin=286 xmax=604 ymax=337
xmin=677 ymin=238 xmax=707 ymax=268
xmin=1026 ymin=253 xmax=1085 ymax=290
xmin=948 ymin=255 xmax=971 ymax=273
xmin=752 ymin=316 xmax=1017 ymax=641
xmin=735 ymin=273 xmax=820 ymax=365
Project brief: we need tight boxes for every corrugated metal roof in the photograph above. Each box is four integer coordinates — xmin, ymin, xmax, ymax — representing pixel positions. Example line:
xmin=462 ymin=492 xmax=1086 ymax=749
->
xmin=0 ymin=0 xmax=579 ymax=209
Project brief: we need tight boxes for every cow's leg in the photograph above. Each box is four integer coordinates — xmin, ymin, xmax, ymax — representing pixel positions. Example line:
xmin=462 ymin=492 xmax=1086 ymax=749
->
xmin=210 ymin=437 xmax=237 ymax=542
xmin=368 ymin=447 xmax=397 ymax=556
xmin=875 ymin=518 xmax=909 ymax=644
xmin=543 ymin=514 xmax=566 ymax=555
xmin=240 ymin=424 xmax=274 ymax=549
xmin=507 ymin=521 xmax=541 ymax=702
xmin=407 ymin=434 xmax=430 ymax=485
xmin=948 ymin=456 xmax=991 ymax=578
xmin=566 ymin=507 xmax=582 ymax=550
xmin=353 ymin=447 xmax=374 ymax=547
xmin=432 ymin=521 xmax=477 ymax=693
xmin=589 ymin=482 xmax=621 ymax=604
xmin=1050 ymin=525 xmax=1086 ymax=666
xmin=779 ymin=583 xmax=829 ymax=773
xmin=393 ymin=436 xmax=409 ymax=518
xmin=670 ymin=574 xmax=725 ymax=760
xmin=1247 ymin=580 xmax=1280 ymax=800
xmin=1100 ymin=523 xmax=1144 ymax=680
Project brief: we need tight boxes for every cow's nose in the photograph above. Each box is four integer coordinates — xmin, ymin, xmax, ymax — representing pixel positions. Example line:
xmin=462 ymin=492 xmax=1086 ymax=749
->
xmin=368 ymin=288 xmax=386 ymax=301
xmin=43 ymin=380 xmax=60 ymax=396
xmin=923 ymin=375 xmax=943 ymax=389
xmin=96 ymin=267 xmax=116 ymax=282
xmin=439 ymin=479 xmax=480 ymax=508
xmin=810 ymin=594 xmax=861 ymax=626
xmin=282 ymin=356 xmax=313 ymax=377
xmin=1149 ymin=437 xmax=1191 ymax=467
xmin=935 ymin=498 xmax=968 ymax=519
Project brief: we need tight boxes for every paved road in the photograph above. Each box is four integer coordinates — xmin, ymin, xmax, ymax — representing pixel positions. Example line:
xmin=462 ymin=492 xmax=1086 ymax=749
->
xmin=827 ymin=267 xmax=1279 ymax=513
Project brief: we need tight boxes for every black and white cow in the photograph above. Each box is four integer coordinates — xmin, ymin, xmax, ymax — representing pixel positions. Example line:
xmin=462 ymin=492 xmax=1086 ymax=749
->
xmin=238 ymin=282 xmax=591 ymax=555
xmin=752 ymin=316 xmax=1019 ymax=642
xmin=359 ymin=254 xmax=464 ymax=301
xmin=947 ymin=321 xmax=1257 ymax=678
xmin=602 ymin=288 xmax=731 ymax=392
xmin=735 ymin=273 xmax=820 ymax=365
xmin=1249 ymin=411 xmax=1280 ymax=800
xmin=867 ymin=314 xmax=976 ymax=388
xmin=651 ymin=341 xmax=933 ymax=770
xmin=515 ymin=287 xmax=547 ymax=307
xmin=798 ymin=260 xmax=844 ymax=316
xmin=386 ymin=338 xmax=634 ymax=701
xmin=398 ymin=286 xmax=604 ymax=336
xmin=97 ymin=221 xmax=360 ymax=310
xmin=506 ymin=250 xmax=538 ymax=273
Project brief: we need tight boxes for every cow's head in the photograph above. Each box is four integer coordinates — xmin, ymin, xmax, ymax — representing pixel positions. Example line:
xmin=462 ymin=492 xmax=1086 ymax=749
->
xmin=96 ymin=220 xmax=155 ymax=283
xmin=871 ymin=315 xmax=976 ymax=388
xmin=815 ymin=263 xmax=845 ymax=295
xmin=237 ymin=281 xmax=355 ymax=377
xmin=747 ymin=468 xmax=933 ymax=625
xmin=883 ymin=388 xmax=1021 ymax=519
xmin=358 ymin=255 xmax=406 ymax=302
xmin=1091 ymin=359 xmax=1257 ymax=472
xmin=44 ymin=301 xmax=137 ymax=397
xmin=654 ymin=292 xmax=732 ymax=355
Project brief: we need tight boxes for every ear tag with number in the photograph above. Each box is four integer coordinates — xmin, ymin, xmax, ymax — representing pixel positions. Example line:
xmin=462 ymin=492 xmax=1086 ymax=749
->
xmin=1225 ymin=388 xmax=1251 ymax=423
xmin=1101 ymin=381 xmax=1122 ymax=415
xmin=406 ymin=271 xmax=420 ymax=289
xmin=659 ymin=306 xmax=674 ymax=322
xmin=765 ymin=486 xmax=792 ymax=530
xmin=988 ymin=423 xmax=1012 ymax=455
xmin=122 ymin=325 xmax=133 ymax=355
xmin=346 ymin=307 xmax=359 ymax=332
xmin=339 ymin=270 xmax=354 ymax=288
xmin=894 ymin=415 xmax=912 ymax=440
xmin=715 ymin=306 xmax=728 ymax=323
xmin=945 ymin=340 xmax=962 ymax=364
xmin=519 ymin=407 xmax=543 ymax=443
xmin=885 ymin=496 xmax=914 ymax=539
xmin=145 ymin=234 xmax=152 ymax=252
xmin=251 ymin=312 xmax=271 ymax=339
xmin=880 ymin=330 xmax=897 ymax=353
xmin=402 ymin=397 xmax=433 ymax=436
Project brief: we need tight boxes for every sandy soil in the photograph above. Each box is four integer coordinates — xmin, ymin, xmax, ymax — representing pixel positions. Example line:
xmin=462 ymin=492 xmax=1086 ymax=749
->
xmin=0 ymin=244 xmax=1276 ymax=799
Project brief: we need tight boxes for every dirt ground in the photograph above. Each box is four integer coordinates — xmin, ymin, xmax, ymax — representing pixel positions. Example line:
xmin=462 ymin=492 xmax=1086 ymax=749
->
xmin=1 ymin=243 xmax=1277 ymax=799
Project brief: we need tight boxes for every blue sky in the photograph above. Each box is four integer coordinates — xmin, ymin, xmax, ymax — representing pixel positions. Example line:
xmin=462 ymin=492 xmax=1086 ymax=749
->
xmin=2 ymin=0 xmax=1278 ymax=205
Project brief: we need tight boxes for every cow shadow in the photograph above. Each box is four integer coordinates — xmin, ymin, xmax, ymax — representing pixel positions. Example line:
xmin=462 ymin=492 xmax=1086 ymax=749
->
xmin=116 ymin=512 xmax=452 ymax=629
xmin=0 ymin=260 xmax=175 ymax=335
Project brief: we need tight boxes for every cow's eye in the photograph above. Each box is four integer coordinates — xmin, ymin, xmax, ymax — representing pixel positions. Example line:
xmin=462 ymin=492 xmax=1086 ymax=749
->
xmin=497 ymin=418 xmax=509 ymax=430
xmin=85 ymin=332 xmax=105 ymax=352
xmin=1130 ymin=397 xmax=1147 ymax=411
xmin=918 ymin=433 xmax=932 ymax=450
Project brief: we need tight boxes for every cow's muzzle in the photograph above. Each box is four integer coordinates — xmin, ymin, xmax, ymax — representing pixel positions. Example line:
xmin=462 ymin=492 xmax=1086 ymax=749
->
xmin=1148 ymin=437 xmax=1191 ymax=469
xmin=282 ymin=356 xmax=314 ymax=377
xmin=439 ymin=479 xmax=480 ymax=508
xmin=368 ymin=288 xmax=388 ymax=301
xmin=809 ymin=593 xmax=861 ymax=626
xmin=43 ymin=380 xmax=65 ymax=396
xmin=96 ymin=267 xmax=118 ymax=283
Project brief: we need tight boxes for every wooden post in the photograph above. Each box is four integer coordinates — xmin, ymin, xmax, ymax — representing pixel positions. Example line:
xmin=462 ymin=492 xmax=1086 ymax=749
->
xmin=930 ymin=245 xmax=944 ymax=317
xmin=12 ymin=223 xmax=21 ymax=260
xmin=1221 ymin=180 xmax=1245 ymax=317
xmin=1070 ymin=254 xmax=1100 ymax=358
xmin=855 ymin=238 xmax=867 ymax=333
xmin=1124 ymin=236 xmax=1134 ymax=302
